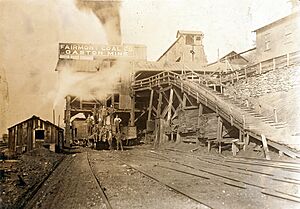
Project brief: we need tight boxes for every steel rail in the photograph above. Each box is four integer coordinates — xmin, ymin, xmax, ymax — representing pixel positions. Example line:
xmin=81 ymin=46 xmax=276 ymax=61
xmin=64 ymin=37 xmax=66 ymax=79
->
xmin=21 ymin=155 xmax=67 ymax=209
xmin=113 ymin=155 xmax=214 ymax=209
xmin=153 ymin=149 xmax=300 ymax=204
xmin=86 ymin=152 xmax=113 ymax=209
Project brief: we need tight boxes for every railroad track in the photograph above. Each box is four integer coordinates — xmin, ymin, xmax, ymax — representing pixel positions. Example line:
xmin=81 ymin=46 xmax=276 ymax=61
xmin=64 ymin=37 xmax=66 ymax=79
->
xmin=146 ymin=149 xmax=300 ymax=204
xmin=87 ymin=150 xmax=212 ymax=209
xmin=112 ymin=155 xmax=213 ymax=209
xmin=22 ymin=155 xmax=67 ymax=209
xmin=86 ymin=151 xmax=113 ymax=209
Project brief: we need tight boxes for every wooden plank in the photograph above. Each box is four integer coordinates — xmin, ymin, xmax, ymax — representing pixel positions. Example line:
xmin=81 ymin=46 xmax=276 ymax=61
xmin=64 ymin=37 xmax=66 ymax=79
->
xmin=217 ymin=117 xmax=223 ymax=153
xmin=261 ymin=134 xmax=271 ymax=160
xmin=65 ymin=95 xmax=71 ymax=147
xmin=173 ymin=88 xmax=183 ymax=104
xmin=148 ymin=90 xmax=154 ymax=121
xmin=167 ymin=89 xmax=174 ymax=123
xmin=134 ymin=110 xmax=146 ymax=123
xmin=182 ymin=93 xmax=187 ymax=108
xmin=184 ymin=93 xmax=194 ymax=106
xmin=159 ymin=85 xmax=172 ymax=93
xmin=197 ymin=103 xmax=203 ymax=128
xmin=156 ymin=92 xmax=162 ymax=118
xmin=161 ymin=105 xmax=169 ymax=119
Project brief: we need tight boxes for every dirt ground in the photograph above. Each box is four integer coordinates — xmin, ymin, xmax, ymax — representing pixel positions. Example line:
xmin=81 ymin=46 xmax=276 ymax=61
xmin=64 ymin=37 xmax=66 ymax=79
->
xmin=0 ymin=147 xmax=63 ymax=209
xmin=10 ymin=141 xmax=300 ymax=209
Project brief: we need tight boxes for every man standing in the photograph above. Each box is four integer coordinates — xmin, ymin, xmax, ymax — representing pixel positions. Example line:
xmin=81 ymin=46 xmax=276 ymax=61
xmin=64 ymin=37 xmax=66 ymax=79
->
xmin=114 ymin=115 xmax=122 ymax=134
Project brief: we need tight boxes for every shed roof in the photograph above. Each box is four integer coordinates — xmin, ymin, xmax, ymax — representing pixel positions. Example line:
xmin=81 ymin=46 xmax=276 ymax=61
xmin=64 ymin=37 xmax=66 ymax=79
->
xmin=8 ymin=115 xmax=63 ymax=130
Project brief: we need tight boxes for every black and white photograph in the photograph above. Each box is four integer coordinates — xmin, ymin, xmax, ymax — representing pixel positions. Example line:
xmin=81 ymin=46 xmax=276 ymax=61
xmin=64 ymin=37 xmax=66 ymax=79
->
xmin=1 ymin=0 xmax=300 ymax=208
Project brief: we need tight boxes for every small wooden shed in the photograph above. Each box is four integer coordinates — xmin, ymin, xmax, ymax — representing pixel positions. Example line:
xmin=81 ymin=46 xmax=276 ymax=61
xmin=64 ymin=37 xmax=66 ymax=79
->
xmin=8 ymin=115 xmax=64 ymax=154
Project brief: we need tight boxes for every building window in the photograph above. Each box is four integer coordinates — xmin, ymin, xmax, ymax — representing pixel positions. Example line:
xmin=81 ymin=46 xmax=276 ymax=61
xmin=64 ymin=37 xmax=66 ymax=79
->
xmin=264 ymin=33 xmax=271 ymax=51
xmin=284 ymin=25 xmax=293 ymax=44
xmin=185 ymin=35 xmax=194 ymax=45
xmin=35 ymin=130 xmax=45 ymax=140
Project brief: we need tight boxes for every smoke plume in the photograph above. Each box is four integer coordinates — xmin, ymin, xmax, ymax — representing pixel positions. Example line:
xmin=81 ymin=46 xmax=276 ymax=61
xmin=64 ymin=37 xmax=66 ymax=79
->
xmin=53 ymin=60 xmax=131 ymax=108
xmin=76 ymin=0 xmax=122 ymax=44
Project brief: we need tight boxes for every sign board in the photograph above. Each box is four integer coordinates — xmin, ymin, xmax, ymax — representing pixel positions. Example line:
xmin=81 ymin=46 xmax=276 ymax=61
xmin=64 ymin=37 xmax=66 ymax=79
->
xmin=59 ymin=43 xmax=135 ymax=60
xmin=121 ymin=126 xmax=137 ymax=139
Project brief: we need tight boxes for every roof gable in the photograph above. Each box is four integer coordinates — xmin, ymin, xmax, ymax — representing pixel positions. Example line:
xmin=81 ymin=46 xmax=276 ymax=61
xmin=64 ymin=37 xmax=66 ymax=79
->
xmin=176 ymin=30 xmax=204 ymax=38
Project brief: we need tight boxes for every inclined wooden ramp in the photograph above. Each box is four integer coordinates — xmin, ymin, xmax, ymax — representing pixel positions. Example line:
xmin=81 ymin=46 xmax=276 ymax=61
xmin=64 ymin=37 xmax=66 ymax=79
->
xmin=133 ymin=71 xmax=300 ymax=158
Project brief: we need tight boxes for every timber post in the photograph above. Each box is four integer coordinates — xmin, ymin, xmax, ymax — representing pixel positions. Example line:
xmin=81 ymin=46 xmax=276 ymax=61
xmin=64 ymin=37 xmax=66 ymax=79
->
xmin=261 ymin=134 xmax=271 ymax=160
xmin=217 ymin=116 xmax=223 ymax=153
xmin=166 ymin=88 xmax=174 ymax=124
xmin=154 ymin=92 xmax=163 ymax=148
xmin=65 ymin=95 xmax=71 ymax=147
xmin=130 ymin=93 xmax=135 ymax=127
xmin=148 ymin=90 xmax=154 ymax=121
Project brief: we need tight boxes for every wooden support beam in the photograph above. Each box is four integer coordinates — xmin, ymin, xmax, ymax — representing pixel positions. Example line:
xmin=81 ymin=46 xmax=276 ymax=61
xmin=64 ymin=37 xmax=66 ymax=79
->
xmin=71 ymin=96 xmax=78 ymax=104
xmin=245 ymin=132 xmax=249 ymax=146
xmin=274 ymin=108 xmax=278 ymax=123
xmin=159 ymin=85 xmax=172 ymax=93
xmin=65 ymin=95 xmax=71 ymax=147
xmin=161 ymin=105 xmax=169 ymax=119
xmin=217 ymin=116 xmax=223 ymax=142
xmin=111 ymin=94 xmax=115 ymax=108
xmin=152 ymin=106 xmax=158 ymax=115
xmin=261 ymin=134 xmax=271 ymax=160
xmin=167 ymin=89 xmax=174 ymax=123
xmin=130 ymin=94 xmax=135 ymax=126
xmin=259 ymin=63 xmax=262 ymax=74
xmin=239 ymin=129 xmax=243 ymax=141
xmin=148 ymin=90 xmax=154 ymax=121
xmin=183 ymin=93 xmax=187 ymax=108
xmin=197 ymin=103 xmax=203 ymax=128
xmin=79 ymin=97 xmax=83 ymax=109
xmin=171 ymin=105 xmax=182 ymax=120
xmin=157 ymin=92 xmax=163 ymax=118
xmin=135 ymin=110 xmax=146 ymax=123
xmin=135 ymin=72 xmax=142 ymax=79
xmin=162 ymin=92 xmax=176 ymax=113
xmin=173 ymin=88 xmax=183 ymax=104
xmin=184 ymin=93 xmax=194 ymax=106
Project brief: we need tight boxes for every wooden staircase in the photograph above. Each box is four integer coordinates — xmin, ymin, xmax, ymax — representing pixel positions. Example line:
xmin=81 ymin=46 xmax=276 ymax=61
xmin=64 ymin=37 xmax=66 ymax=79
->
xmin=133 ymin=71 xmax=300 ymax=158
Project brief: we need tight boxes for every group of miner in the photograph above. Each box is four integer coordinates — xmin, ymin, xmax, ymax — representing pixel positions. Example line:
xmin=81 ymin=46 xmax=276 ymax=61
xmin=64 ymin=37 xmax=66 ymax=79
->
xmin=86 ymin=106 xmax=124 ymax=151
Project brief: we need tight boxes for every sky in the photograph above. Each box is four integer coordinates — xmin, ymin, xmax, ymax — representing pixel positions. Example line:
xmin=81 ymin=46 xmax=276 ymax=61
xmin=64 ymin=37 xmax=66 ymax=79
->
xmin=0 ymin=0 xmax=293 ymax=132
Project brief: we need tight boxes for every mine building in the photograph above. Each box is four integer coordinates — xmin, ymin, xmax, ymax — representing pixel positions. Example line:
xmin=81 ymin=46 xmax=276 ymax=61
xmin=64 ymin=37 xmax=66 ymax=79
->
xmin=56 ymin=15 xmax=300 ymax=158
xmin=56 ymin=43 xmax=148 ymax=146
xmin=157 ymin=30 xmax=208 ymax=65
xmin=7 ymin=115 xmax=64 ymax=154
xmin=254 ymin=11 xmax=300 ymax=63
